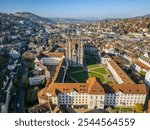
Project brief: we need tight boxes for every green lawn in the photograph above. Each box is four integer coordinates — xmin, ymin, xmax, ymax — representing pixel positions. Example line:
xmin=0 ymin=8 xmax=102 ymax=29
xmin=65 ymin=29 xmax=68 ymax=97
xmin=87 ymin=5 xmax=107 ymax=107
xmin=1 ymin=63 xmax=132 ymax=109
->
xmin=68 ymin=78 xmax=76 ymax=83
xmin=86 ymin=57 xmax=97 ymax=66
xmin=66 ymin=67 xmax=83 ymax=83
xmin=111 ymin=107 xmax=134 ymax=113
xmin=91 ymin=68 xmax=107 ymax=74
xmin=89 ymin=72 xmax=105 ymax=82
xmin=85 ymin=52 xmax=116 ymax=84
xmin=71 ymin=71 xmax=88 ymax=83
xmin=87 ymin=64 xmax=99 ymax=69
xmin=85 ymin=52 xmax=99 ymax=70
xmin=67 ymin=67 xmax=83 ymax=73
xmin=106 ymin=81 xmax=113 ymax=84
xmin=85 ymin=52 xmax=97 ymax=57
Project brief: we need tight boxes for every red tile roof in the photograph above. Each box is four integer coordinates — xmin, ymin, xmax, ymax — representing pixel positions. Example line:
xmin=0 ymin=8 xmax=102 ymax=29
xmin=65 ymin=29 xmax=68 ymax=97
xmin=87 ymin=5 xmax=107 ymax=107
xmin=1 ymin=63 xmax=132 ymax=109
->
xmin=109 ymin=60 xmax=134 ymax=84
xmin=135 ymin=60 xmax=150 ymax=70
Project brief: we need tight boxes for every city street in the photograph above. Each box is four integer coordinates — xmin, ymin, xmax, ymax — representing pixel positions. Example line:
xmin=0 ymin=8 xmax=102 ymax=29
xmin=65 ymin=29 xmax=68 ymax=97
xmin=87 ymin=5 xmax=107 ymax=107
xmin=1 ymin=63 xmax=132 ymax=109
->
xmin=15 ymin=59 xmax=27 ymax=113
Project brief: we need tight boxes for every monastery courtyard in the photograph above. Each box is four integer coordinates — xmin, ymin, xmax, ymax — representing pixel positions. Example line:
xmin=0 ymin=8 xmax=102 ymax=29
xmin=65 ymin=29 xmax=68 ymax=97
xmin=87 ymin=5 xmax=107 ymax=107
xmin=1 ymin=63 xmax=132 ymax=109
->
xmin=66 ymin=52 xmax=116 ymax=84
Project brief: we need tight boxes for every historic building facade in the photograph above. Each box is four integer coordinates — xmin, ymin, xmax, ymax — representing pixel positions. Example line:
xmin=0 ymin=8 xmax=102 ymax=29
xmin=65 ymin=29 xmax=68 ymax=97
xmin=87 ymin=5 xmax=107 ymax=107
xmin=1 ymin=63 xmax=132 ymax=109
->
xmin=65 ymin=36 xmax=84 ymax=67
xmin=38 ymin=77 xmax=147 ymax=110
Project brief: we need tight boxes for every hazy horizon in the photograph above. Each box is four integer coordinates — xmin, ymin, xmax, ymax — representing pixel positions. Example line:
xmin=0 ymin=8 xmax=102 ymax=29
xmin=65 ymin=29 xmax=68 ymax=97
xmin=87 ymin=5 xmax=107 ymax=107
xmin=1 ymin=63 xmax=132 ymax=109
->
xmin=0 ymin=0 xmax=150 ymax=19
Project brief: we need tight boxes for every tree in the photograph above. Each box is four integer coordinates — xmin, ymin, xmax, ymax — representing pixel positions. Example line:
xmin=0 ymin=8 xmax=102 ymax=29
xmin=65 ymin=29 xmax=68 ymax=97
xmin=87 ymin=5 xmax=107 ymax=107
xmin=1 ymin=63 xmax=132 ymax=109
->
xmin=134 ymin=103 xmax=143 ymax=113
xmin=11 ymin=85 xmax=17 ymax=93
xmin=23 ymin=75 xmax=29 ymax=89
xmin=34 ymin=86 xmax=40 ymax=92
xmin=140 ymin=71 xmax=146 ymax=77
xmin=14 ymin=79 xmax=19 ymax=87
xmin=127 ymin=69 xmax=132 ymax=74
xmin=11 ymin=79 xmax=19 ymax=93
xmin=41 ymin=79 xmax=46 ymax=86
xmin=29 ymin=61 xmax=34 ymax=70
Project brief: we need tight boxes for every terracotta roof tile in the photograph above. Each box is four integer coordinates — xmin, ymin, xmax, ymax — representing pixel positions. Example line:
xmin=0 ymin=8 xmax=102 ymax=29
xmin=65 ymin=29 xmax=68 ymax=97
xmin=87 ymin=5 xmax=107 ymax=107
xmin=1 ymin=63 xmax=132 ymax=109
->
xmin=135 ymin=60 xmax=150 ymax=70
xmin=103 ymin=83 xmax=147 ymax=94
xmin=103 ymin=54 xmax=111 ymax=58
xmin=42 ymin=51 xmax=64 ymax=58
xmin=39 ymin=77 xmax=105 ymax=98
xmin=109 ymin=60 xmax=134 ymax=84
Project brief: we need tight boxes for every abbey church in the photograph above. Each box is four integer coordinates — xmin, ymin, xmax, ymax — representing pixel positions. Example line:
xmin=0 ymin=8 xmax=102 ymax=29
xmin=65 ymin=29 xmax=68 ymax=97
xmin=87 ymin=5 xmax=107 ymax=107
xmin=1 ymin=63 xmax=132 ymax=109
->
xmin=51 ymin=34 xmax=84 ymax=67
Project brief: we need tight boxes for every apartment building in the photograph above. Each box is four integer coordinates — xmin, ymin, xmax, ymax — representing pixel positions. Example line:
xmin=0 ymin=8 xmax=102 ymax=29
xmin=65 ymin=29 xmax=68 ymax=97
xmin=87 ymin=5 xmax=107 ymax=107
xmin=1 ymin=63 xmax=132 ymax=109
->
xmin=29 ymin=51 xmax=66 ymax=85
xmin=29 ymin=75 xmax=46 ymax=86
xmin=132 ymin=52 xmax=150 ymax=73
xmin=101 ymin=54 xmax=111 ymax=64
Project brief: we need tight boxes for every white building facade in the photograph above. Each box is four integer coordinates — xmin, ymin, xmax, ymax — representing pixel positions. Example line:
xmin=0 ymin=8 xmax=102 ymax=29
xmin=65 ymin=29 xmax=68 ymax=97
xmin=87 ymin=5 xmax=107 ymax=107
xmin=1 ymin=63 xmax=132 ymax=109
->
xmin=49 ymin=90 xmax=105 ymax=109
xmin=39 ymin=77 xmax=147 ymax=110
xmin=104 ymin=91 xmax=146 ymax=107
xmin=29 ymin=75 xmax=46 ymax=86
xmin=107 ymin=61 xmax=124 ymax=84
xmin=102 ymin=55 xmax=111 ymax=64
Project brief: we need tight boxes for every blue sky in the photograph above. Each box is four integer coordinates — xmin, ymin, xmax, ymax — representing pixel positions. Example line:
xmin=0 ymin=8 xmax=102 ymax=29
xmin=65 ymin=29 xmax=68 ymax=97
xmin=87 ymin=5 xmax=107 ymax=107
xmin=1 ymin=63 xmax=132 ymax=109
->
xmin=0 ymin=0 xmax=150 ymax=19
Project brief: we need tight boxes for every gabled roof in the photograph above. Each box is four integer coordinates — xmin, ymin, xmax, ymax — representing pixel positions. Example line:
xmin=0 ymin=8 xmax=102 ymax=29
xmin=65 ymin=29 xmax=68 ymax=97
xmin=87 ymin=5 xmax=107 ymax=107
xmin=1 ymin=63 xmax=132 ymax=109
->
xmin=103 ymin=83 xmax=147 ymax=94
xmin=46 ymin=83 xmax=88 ymax=97
xmin=42 ymin=51 xmax=64 ymax=58
xmin=38 ymin=77 xmax=105 ymax=98
xmin=103 ymin=54 xmax=111 ymax=58
xmin=56 ymin=43 xmax=66 ymax=49
xmin=87 ymin=77 xmax=105 ymax=94
xmin=37 ymin=51 xmax=64 ymax=60
xmin=135 ymin=60 xmax=150 ymax=70
xmin=109 ymin=60 xmax=134 ymax=84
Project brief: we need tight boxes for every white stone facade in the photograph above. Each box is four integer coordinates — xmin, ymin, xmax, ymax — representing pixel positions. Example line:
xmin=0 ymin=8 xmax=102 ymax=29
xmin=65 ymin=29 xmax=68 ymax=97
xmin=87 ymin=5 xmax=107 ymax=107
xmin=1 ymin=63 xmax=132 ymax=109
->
xmin=102 ymin=57 xmax=111 ymax=64
xmin=104 ymin=92 xmax=146 ymax=107
xmin=48 ymin=90 xmax=105 ymax=109
xmin=107 ymin=61 xmax=124 ymax=84
xmin=47 ymin=90 xmax=146 ymax=109
xmin=41 ymin=57 xmax=62 ymax=66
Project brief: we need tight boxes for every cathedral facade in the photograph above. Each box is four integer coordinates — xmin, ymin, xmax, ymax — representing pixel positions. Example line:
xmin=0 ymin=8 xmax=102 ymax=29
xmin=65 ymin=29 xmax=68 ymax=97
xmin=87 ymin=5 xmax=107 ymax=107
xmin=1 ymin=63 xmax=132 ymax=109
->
xmin=51 ymin=34 xmax=84 ymax=67
xmin=65 ymin=36 xmax=84 ymax=67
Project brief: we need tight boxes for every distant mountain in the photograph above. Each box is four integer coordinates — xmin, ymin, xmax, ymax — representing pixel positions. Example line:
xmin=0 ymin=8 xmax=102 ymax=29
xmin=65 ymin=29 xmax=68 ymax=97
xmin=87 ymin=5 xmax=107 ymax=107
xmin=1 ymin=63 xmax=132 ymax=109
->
xmin=14 ymin=12 xmax=55 ymax=24
xmin=133 ymin=14 xmax=150 ymax=19
xmin=49 ymin=17 xmax=93 ymax=23
xmin=13 ymin=12 xmax=150 ymax=24
xmin=143 ymin=14 xmax=150 ymax=18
